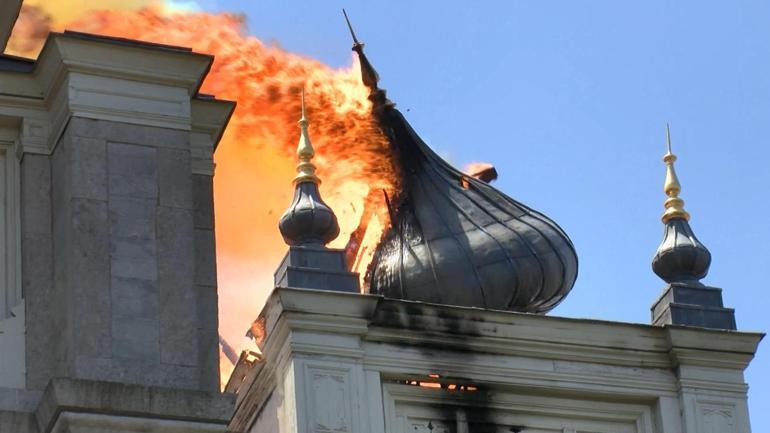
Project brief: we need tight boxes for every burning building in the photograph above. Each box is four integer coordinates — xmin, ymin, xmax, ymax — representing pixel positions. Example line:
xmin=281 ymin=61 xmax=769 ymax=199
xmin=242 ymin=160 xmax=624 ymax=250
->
xmin=0 ymin=1 xmax=763 ymax=433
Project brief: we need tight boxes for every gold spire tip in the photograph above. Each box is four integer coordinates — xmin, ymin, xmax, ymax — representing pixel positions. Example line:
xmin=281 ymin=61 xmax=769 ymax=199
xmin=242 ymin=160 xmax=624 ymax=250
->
xmin=294 ymin=88 xmax=319 ymax=185
xmin=661 ymin=123 xmax=689 ymax=223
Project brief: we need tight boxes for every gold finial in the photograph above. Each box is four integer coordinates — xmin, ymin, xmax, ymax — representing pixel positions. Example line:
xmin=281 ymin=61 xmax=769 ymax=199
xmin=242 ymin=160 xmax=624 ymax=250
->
xmin=661 ymin=123 xmax=690 ymax=223
xmin=294 ymin=88 xmax=320 ymax=185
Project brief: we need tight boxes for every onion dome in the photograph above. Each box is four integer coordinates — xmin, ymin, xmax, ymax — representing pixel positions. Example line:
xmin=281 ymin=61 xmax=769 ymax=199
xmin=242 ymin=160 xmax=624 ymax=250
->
xmin=342 ymin=12 xmax=578 ymax=313
xmin=278 ymin=90 xmax=340 ymax=246
xmin=652 ymin=125 xmax=711 ymax=284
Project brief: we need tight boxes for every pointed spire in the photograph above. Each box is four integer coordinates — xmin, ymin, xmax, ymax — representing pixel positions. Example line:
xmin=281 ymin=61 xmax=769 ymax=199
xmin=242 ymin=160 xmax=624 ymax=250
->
xmin=661 ymin=123 xmax=690 ymax=223
xmin=342 ymin=9 xmax=381 ymax=92
xmin=278 ymin=90 xmax=339 ymax=247
xmin=650 ymin=126 xmax=734 ymax=330
xmin=294 ymin=88 xmax=320 ymax=185
xmin=652 ymin=123 xmax=711 ymax=285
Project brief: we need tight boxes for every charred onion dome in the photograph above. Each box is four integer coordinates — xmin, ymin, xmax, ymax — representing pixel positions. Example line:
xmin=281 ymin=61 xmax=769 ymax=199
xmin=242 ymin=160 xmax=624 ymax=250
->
xmin=343 ymin=11 xmax=578 ymax=313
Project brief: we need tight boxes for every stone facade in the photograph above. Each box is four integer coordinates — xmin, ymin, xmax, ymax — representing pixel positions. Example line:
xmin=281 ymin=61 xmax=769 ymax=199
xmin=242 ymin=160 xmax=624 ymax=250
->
xmin=0 ymin=28 xmax=234 ymax=433
xmin=227 ymin=288 xmax=762 ymax=433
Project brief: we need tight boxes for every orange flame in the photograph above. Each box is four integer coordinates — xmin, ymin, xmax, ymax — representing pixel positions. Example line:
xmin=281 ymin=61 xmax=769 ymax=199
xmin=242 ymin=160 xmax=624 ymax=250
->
xmin=8 ymin=2 xmax=397 ymax=388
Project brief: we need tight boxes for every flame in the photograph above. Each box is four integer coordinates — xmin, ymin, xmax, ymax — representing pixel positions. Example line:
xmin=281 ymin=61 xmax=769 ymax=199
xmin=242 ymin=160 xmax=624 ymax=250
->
xmin=463 ymin=162 xmax=493 ymax=176
xmin=7 ymin=1 xmax=397 ymax=388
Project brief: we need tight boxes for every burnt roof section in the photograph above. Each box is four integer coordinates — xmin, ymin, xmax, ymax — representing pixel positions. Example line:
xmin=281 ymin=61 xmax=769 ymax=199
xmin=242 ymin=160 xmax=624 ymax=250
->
xmin=344 ymin=13 xmax=578 ymax=313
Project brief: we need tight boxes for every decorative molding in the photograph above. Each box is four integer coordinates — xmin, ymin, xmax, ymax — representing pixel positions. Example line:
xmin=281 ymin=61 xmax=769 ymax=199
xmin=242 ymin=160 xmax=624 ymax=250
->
xmin=191 ymin=97 xmax=234 ymax=175
xmin=308 ymin=369 xmax=350 ymax=432
xmin=0 ymin=141 xmax=21 ymax=323
xmin=234 ymin=288 xmax=761 ymax=433
xmin=382 ymin=383 xmax=655 ymax=433
xmin=0 ymin=32 xmax=233 ymax=168
xmin=18 ymin=117 xmax=49 ymax=155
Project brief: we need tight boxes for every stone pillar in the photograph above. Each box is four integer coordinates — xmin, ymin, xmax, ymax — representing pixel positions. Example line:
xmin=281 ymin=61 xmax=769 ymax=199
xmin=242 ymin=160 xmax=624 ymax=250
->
xmin=45 ymin=117 xmax=215 ymax=390
xmin=668 ymin=328 xmax=758 ymax=433
xmin=0 ymin=31 xmax=235 ymax=433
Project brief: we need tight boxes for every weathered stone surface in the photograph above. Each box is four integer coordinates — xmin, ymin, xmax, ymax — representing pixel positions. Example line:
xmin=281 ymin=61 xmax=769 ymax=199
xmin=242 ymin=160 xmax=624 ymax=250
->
xmin=194 ymin=229 xmax=217 ymax=287
xmin=0 ymin=409 xmax=37 ymax=433
xmin=20 ymin=154 xmax=51 ymax=235
xmin=192 ymin=174 xmax=214 ymax=230
xmin=70 ymin=198 xmax=111 ymax=359
xmin=196 ymin=284 xmax=220 ymax=392
xmin=21 ymin=232 xmax=54 ymax=391
xmin=107 ymin=142 xmax=157 ymax=200
xmin=20 ymin=154 xmax=56 ymax=391
xmin=112 ymin=317 xmax=160 ymax=361
xmin=30 ymin=116 xmax=222 ymax=394
xmin=112 ymin=276 xmax=159 ymax=320
xmin=0 ymin=387 xmax=43 ymax=413
xmin=35 ymin=377 xmax=234 ymax=433
xmin=69 ymin=117 xmax=189 ymax=150
xmin=157 ymin=206 xmax=198 ymax=366
xmin=70 ymin=136 xmax=107 ymax=200
xmin=109 ymin=197 xmax=157 ymax=280
xmin=158 ymin=148 xmax=193 ymax=209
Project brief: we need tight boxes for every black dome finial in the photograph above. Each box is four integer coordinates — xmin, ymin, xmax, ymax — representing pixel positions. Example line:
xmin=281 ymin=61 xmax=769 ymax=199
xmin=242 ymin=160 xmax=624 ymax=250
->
xmin=278 ymin=89 xmax=340 ymax=247
xmin=652 ymin=124 xmax=711 ymax=284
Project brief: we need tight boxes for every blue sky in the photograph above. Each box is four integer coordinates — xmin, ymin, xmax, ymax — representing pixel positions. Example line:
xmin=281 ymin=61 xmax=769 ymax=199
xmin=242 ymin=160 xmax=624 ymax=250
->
xmin=200 ymin=0 xmax=769 ymax=428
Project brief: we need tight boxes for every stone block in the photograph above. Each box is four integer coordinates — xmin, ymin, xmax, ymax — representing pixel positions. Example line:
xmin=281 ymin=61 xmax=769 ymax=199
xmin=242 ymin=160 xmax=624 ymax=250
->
xmin=192 ymin=174 xmax=214 ymax=229
xmin=196 ymin=284 xmax=220 ymax=391
xmin=109 ymin=197 xmax=157 ymax=280
xmin=112 ymin=276 xmax=159 ymax=320
xmin=70 ymin=198 xmax=111 ymax=359
xmin=157 ymin=206 xmax=198 ymax=366
xmin=70 ymin=136 xmax=107 ymax=200
xmin=112 ymin=317 xmax=160 ymax=361
xmin=104 ymin=359 xmax=200 ymax=390
xmin=71 ymin=356 xmax=113 ymax=383
xmin=194 ymin=229 xmax=217 ymax=287
xmin=651 ymin=283 xmax=737 ymax=330
xmin=35 ymin=377 xmax=234 ymax=433
xmin=69 ymin=117 xmax=190 ymax=150
xmin=107 ymin=142 xmax=157 ymax=199
xmin=274 ymin=246 xmax=360 ymax=293
xmin=20 ymin=154 xmax=52 ymax=235
xmin=0 ymin=409 xmax=36 ymax=433
xmin=22 ymin=233 xmax=56 ymax=390
xmin=158 ymin=148 xmax=193 ymax=209
xmin=0 ymin=387 xmax=43 ymax=413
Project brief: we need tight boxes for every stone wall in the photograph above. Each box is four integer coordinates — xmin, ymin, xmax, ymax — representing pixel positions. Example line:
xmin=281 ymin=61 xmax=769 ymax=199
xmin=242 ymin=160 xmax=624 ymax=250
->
xmin=21 ymin=117 xmax=220 ymax=394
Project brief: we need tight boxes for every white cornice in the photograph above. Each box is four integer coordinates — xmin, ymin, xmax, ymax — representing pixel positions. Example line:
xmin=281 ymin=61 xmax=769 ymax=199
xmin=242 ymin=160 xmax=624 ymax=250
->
xmin=0 ymin=31 xmax=232 ymax=164
xmin=192 ymin=98 xmax=235 ymax=175
xmin=246 ymin=287 xmax=763 ymax=391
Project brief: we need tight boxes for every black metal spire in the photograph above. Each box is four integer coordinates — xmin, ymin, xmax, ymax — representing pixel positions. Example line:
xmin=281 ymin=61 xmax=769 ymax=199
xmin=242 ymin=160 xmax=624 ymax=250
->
xmin=652 ymin=124 xmax=711 ymax=284
xmin=274 ymin=90 xmax=360 ymax=293
xmin=278 ymin=89 xmax=340 ymax=247
xmin=342 ymin=11 xmax=578 ymax=313
xmin=649 ymin=125 xmax=735 ymax=330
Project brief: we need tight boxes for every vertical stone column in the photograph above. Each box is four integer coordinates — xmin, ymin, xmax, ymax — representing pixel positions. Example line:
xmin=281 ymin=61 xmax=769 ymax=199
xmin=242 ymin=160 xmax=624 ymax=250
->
xmin=43 ymin=116 xmax=215 ymax=391
xmin=667 ymin=328 xmax=760 ymax=433
xmin=193 ymin=173 xmax=221 ymax=391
